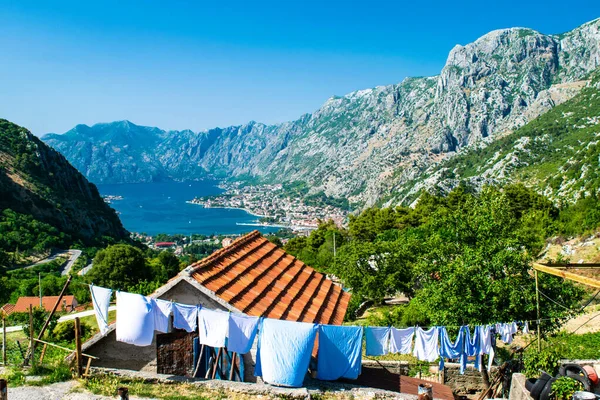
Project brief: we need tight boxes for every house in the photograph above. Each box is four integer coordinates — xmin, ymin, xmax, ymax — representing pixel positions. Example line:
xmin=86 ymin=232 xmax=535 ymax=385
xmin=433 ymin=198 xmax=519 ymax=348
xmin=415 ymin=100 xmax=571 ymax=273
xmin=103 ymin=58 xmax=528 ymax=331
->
xmin=83 ymin=230 xmax=351 ymax=380
xmin=221 ymin=237 xmax=234 ymax=247
xmin=155 ymin=242 xmax=176 ymax=248
xmin=2 ymin=296 xmax=78 ymax=316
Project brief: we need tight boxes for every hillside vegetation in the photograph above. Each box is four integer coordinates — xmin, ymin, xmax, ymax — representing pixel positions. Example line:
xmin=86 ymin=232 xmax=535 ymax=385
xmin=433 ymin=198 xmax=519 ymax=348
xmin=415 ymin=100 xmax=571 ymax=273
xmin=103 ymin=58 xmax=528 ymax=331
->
xmin=0 ymin=119 xmax=128 ymax=266
xmin=286 ymin=184 xmax=599 ymax=330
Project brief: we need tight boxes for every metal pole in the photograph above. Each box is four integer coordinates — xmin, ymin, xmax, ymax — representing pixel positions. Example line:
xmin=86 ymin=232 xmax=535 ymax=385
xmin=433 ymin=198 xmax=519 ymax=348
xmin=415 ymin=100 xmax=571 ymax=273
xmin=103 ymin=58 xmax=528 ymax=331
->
xmin=2 ymin=317 xmax=6 ymax=366
xmin=75 ymin=317 xmax=82 ymax=378
xmin=0 ymin=379 xmax=7 ymax=400
xmin=117 ymin=387 xmax=129 ymax=400
xmin=535 ymin=270 xmax=541 ymax=351
xmin=28 ymin=305 xmax=34 ymax=365
xmin=39 ymin=272 xmax=42 ymax=308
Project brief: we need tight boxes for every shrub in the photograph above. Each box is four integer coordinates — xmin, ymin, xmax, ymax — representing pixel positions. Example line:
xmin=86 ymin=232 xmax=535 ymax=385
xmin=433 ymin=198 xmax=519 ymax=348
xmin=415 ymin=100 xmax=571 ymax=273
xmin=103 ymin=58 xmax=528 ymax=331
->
xmin=551 ymin=376 xmax=584 ymax=400
xmin=51 ymin=320 xmax=89 ymax=343
xmin=523 ymin=344 xmax=562 ymax=377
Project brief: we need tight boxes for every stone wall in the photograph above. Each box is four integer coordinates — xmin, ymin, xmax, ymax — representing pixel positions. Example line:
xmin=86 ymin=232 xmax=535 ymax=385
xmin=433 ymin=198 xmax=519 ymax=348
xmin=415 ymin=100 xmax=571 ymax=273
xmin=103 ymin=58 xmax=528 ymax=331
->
xmin=361 ymin=360 xmax=498 ymax=397
xmin=85 ymin=280 xmax=231 ymax=372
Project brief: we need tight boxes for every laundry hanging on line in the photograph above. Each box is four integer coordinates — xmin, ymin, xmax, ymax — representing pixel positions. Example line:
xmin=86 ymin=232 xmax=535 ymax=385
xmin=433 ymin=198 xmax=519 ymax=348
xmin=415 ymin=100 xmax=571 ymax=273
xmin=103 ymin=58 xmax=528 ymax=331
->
xmin=92 ymin=285 xmax=532 ymax=383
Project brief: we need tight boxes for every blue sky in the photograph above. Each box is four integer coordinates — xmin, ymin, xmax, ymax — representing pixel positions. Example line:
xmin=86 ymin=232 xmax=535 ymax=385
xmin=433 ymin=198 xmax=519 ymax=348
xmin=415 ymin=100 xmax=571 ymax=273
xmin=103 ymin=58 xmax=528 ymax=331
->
xmin=1 ymin=1 xmax=598 ymax=136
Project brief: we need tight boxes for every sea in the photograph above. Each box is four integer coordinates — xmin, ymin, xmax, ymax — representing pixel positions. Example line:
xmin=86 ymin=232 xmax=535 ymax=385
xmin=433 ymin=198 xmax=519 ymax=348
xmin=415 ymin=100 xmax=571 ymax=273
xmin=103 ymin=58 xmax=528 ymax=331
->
xmin=97 ymin=180 xmax=278 ymax=236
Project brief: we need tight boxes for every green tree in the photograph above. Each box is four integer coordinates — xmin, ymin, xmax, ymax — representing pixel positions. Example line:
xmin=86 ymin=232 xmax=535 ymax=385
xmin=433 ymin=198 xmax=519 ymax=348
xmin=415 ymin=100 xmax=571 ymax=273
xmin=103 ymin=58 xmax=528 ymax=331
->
xmin=411 ymin=187 xmax=583 ymax=330
xmin=87 ymin=244 xmax=150 ymax=290
xmin=158 ymin=251 xmax=181 ymax=279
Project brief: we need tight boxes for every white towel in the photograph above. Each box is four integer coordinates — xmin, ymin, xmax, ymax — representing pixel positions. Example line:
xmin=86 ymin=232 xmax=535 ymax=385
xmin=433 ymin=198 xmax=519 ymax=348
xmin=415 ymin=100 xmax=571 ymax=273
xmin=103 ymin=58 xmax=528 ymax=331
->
xmin=413 ymin=327 xmax=439 ymax=362
xmin=227 ymin=313 xmax=259 ymax=354
xmin=116 ymin=291 xmax=155 ymax=346
xmin=173 ymin=303 xmax=198 ymax=332
xmin=389 ymin=327 xmax=414 ymax=354
xmin=153 ymin=299 xmax=172 ymax=333
xmin=90 ymin=285 xmax=112 ymax=335
xmin=198 ymin=308 xmax=229 ymax=347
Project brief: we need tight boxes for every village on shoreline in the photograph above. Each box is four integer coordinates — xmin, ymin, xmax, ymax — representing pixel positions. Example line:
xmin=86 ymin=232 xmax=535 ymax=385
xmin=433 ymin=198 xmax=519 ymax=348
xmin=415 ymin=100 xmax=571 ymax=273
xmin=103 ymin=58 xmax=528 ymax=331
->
xmin=187 ymin=182 xmax=349 ymax=231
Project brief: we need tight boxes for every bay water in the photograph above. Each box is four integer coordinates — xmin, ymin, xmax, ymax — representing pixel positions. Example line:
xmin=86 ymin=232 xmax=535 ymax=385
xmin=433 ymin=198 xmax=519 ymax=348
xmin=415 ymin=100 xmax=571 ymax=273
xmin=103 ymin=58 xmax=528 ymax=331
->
xmin=97 ymin=180 xmax=277 ymax=236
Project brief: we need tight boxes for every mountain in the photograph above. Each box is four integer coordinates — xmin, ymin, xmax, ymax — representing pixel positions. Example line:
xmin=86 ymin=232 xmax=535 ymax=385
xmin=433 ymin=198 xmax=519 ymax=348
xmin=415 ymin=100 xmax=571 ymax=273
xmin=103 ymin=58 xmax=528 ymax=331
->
xmin=43 ymin=18 xmax=600 ymax=206
xmin=0 ymin=119 xmax=128 ymax=243
xmin=388 ymin=68 xmax=600 ymax=206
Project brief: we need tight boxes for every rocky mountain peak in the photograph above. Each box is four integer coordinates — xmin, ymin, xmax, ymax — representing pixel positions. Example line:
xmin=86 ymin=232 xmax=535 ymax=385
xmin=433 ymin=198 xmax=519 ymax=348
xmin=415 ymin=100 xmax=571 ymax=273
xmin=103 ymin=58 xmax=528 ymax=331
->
xmin=42 ymin=18 xmax=600 ymax=207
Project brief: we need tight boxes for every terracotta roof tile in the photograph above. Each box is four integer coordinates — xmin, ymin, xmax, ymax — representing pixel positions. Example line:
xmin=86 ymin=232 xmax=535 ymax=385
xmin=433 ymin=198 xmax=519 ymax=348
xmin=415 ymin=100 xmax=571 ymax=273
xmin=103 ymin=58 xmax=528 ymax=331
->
xmin=12 ymin=296 xmax=77 ymax=313
xmin=188 ymin=230 xmax=350 ymax=325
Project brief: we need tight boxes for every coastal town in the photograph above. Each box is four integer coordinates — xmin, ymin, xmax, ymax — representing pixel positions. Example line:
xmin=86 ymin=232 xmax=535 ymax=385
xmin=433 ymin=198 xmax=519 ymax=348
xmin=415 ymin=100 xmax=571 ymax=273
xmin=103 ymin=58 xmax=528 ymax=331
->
xmin=188 ymin=182 xmax=349 ymax=230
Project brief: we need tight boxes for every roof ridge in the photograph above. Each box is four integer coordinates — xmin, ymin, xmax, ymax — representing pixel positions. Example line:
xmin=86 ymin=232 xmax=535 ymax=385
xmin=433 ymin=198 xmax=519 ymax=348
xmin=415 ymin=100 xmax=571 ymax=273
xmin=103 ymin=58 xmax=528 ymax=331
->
xmin=188 ymin=230 xmax=261 ymax=272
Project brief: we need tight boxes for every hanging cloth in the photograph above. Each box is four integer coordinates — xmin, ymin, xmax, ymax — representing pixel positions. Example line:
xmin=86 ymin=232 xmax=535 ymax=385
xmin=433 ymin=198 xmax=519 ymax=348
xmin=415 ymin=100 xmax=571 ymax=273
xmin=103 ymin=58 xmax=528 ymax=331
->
xmin=152 ymin=298 xmax=172 ymax=333
xmin=463 ymin=326 xmax=481 ymax=373
xmin=365 ymin=327 xmax=390 ymax=356
xmin=172 ymin=303 xmax=198 ymax=332
xmin=227 ymin=313 xmax=259 ymax=354
xmin=479 ymin=325 xmax=495 ymax=371
xmin=438 ymin=326 xmax=464 ymax=371
xmin=499 ymin=322 xmax=517 ymax=344
xmin=389 ymin=327 xmax=414 ymax=355
xmin=316 ymin=325 xmax=363 ymax=381
xmin=198 ymin=308 xmax=229 ymax=348
xmin=116 ymin=291 xmax=155 ymax=346
xmin=254 ymin=318 xmax=318 ymax=387
xmin=90 ymin=285 xmax=112 ymax=335
xmin=523 ymin=321 xmax=530 ymax=334
xmin=413 ymin=327 xmax=439 ymax=362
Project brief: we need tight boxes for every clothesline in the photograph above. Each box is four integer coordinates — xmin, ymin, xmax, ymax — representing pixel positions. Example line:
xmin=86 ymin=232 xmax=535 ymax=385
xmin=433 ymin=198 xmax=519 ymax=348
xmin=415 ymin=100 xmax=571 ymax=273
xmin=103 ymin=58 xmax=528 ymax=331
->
xmin=89 ymin=284 xmax=535 ymax=387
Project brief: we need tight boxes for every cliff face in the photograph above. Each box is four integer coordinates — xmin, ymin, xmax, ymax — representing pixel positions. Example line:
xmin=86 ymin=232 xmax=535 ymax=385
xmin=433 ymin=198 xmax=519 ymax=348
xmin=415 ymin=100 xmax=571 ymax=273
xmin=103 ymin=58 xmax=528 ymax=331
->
xmin=0 ymin=119 xmax=128 ymax=242
xmin=43 ymin=19 xmax=600 ymax=206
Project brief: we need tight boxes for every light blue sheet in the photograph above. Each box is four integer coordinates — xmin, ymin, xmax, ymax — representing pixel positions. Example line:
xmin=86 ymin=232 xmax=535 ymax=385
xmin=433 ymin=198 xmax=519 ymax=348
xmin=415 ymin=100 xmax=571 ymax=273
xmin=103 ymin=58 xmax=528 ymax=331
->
xmin=438 ymin=326 xmax=464 ymax=371
xmin=316 ymin=325 xmax=363 ymax=380
xmin=365 ymin=327 xmax=390 ymax=356
xmin=254 ymin=318 xmax=317 ymax=387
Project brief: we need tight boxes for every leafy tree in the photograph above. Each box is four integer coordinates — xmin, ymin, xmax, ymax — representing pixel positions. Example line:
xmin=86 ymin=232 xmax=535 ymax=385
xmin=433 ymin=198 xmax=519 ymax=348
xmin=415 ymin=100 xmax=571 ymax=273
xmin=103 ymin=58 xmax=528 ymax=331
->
xmin=411 ymin=187 xmax=583 ymax=330
xmin=87 ymin=244 xmax=150 ymax=290
xmin=158 ymin=251 xmax=181 ymax=279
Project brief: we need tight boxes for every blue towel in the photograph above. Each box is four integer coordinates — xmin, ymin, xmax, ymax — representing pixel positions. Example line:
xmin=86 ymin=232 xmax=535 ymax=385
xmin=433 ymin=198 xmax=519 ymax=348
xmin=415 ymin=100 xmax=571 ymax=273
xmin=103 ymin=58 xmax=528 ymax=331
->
xmin=316 ymin=325 xmax=363 ymax=380
xmin=365 ymin=327 xmax=390 ymax=356
xmin=438 ymin=326 xmax=464 ymax=371
xmin=463 ymin=326 xmax=482 ymax=372
xmin=254 ymin=318 xmax=317 ymax=387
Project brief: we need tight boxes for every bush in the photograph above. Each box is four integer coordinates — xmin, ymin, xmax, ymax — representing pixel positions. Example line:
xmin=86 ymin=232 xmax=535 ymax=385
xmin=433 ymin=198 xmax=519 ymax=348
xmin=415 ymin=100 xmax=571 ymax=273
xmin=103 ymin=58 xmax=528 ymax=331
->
xmin=551 ymin=377 xmax=584 ymax=400
xmin=51 ymin=320 xmax=89 ymax=343
xmin=523 ymin=344 xmax=562 ymax=377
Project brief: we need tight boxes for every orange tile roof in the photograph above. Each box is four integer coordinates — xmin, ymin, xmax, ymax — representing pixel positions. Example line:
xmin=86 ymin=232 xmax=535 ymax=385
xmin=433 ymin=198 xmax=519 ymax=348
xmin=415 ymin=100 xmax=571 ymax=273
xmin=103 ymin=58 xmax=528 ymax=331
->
xmin=1 ymin=303 xmax=15 ymax=316
xmin=188 ymin=230 xmax=350 ymax=325
xmin=12 ymin=296 xmax=77 ymax=313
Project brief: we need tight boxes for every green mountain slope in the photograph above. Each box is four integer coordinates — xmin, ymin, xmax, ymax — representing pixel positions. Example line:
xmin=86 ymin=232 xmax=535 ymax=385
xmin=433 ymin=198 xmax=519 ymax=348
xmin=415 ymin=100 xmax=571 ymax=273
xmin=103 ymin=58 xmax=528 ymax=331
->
xmin=391 ymin=69 xmax=600 ymax=205
xmin=0 ymin=119 xmax=128 ymax=254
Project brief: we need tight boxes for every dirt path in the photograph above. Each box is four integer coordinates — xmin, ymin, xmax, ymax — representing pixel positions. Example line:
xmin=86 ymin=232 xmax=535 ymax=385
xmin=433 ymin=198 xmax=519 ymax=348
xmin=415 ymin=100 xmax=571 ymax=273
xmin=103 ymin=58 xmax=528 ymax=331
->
xmin=6 ymin=381 xmax=153 ymax=400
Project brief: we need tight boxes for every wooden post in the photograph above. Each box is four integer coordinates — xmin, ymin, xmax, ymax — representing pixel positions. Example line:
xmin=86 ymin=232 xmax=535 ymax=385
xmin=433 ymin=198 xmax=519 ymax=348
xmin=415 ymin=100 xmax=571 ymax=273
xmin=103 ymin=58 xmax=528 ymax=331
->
xmin=39 ymin=343 xmax=48 ymax=364
xmin=28 ymin=305 xmax=34 ymax=365
xmin=2 ymin=317 xmax=6 ymax=366
xmin=23 ymin=275 xmax=72 ymax=365
xmin=83 ymin=357 xmax=93 ymax=377
xmin=229 ymin=353 xmax=238 ymax=381
xmin=192 ymin=345 xmax=205 ymax=378
xmin=211 ymin=348 xmax=223 ymax=379
xmin=118 ymin=387 xmax=129 ymax=400
xmin=0 ymin=379 xmax=7 ymax=400
xmin=75 ymin=317 xmax=82 ymax=377
xmin=535 ymin=270 xmax=541 ymax=351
